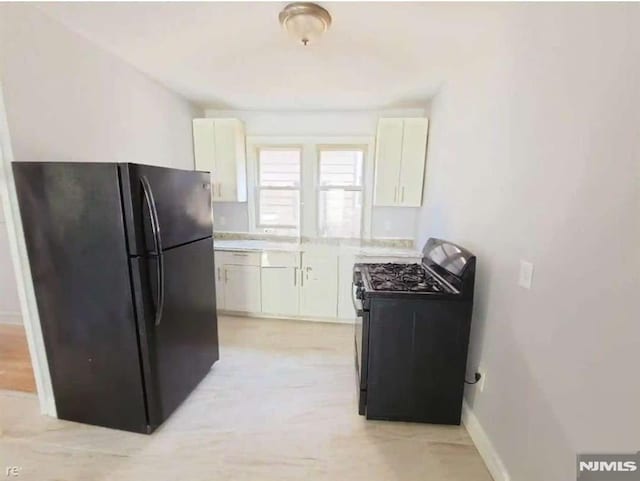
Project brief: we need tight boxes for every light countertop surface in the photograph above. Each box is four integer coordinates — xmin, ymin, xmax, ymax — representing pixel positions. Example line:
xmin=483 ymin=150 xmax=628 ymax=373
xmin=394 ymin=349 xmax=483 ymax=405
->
xmin=213 ymin=239 xmax=421 ymax=258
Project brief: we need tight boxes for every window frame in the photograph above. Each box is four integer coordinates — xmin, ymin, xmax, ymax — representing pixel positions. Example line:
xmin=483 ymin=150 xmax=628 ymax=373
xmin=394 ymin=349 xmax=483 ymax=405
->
xmin=255 ymin=146 xmax=302 ymax=231
xmin=246 ymin=136 xmax=374 ymax=239
xmin=316 ymin=145 xmax=366 ymax=239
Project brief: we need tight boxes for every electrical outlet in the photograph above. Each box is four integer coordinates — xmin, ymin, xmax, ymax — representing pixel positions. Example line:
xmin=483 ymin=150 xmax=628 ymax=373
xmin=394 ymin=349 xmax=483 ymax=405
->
xmin=478 ymin=368 xmax=487 ymax=392
xmin=518 ymin=260 xmax=534 ymax=289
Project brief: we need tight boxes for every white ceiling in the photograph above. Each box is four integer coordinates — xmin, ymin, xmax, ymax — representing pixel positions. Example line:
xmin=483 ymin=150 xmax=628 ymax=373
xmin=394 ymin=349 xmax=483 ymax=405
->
xmin=36 ymin=2 xmax=502 ymax=110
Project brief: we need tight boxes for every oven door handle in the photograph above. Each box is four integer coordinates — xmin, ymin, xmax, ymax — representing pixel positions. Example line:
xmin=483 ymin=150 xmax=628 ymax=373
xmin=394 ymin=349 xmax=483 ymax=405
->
xmin=352 ymin=281 xmax=364 ymax=316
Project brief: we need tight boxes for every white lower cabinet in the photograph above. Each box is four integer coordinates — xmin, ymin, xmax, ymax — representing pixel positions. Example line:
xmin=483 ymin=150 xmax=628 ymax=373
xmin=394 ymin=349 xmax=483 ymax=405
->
xmin=223 ymin=264 xmax=261 ymax=313
xmin=214 ymin=252 xmax=225 ymax=310
xmin=215 ymin=247 xmax=419 ymax=322
xmin=337 ymin=254 xmax=357 ymax=320
xmin=299 ymin=253 xmax=338 ymax=319
xmin=261 ymin=267 xmax=299 ymax=316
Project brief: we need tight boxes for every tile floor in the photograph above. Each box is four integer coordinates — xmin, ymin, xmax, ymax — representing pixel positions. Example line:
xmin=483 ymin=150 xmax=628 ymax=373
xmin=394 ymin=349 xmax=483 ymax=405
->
xmin=0 ymin=315 xmax=492 ymax=481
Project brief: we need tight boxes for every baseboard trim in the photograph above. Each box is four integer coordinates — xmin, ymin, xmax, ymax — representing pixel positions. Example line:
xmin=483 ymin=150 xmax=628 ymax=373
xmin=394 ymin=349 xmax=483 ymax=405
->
xmin=0 ymin=311 xmax=22 ymax=325
xmin=218 ymin=310 xmax=355 ymax=325
xmin=462 ymin=400 xmax=510 ymax=481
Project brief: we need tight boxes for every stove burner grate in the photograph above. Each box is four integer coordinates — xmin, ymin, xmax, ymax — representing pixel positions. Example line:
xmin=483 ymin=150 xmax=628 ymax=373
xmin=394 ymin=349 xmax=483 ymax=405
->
xmin=365 ymin=263 xmax=446 ymax=293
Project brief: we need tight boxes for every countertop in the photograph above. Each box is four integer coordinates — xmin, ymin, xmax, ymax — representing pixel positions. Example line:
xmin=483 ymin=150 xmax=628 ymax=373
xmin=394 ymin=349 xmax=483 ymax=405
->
xmin=213 ymin=239 xmax=422 ymax=258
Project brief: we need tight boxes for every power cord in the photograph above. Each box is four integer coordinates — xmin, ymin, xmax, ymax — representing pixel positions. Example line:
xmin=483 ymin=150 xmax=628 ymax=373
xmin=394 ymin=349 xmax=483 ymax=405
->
xmin=464 ymin=372 xmax=482 ymax=385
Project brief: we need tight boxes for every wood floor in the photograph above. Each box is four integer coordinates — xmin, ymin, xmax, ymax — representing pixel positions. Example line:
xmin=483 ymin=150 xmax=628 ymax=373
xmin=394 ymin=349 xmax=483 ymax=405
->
xmin=0 ymin=316 xmax=492 ymax=480
xmin=0 ymin=323 xmax=36 ymax=393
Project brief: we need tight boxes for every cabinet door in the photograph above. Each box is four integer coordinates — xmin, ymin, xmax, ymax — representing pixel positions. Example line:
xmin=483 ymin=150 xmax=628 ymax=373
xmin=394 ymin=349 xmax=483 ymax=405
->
xmin=373 ymin=118 xmax=403 ymax=206
xmin=214 ymin=252 xmax=225 ymax=310
xmin=261 ymin=267 xmax=299 ymax=316
xmin=223 ymin=265 xmax=261 ymax=313
xmin=232 ymin=121 xmax=248 ymax=202
xmin=213 ymin=119 xmax=238 ymax=201
xmin=398 ymin=118 xmax=428 ymax=207
xmin=299 ymin=254 xmax=338 ymax=319
xmin=193 ymin=119 xmax=216 ymax=172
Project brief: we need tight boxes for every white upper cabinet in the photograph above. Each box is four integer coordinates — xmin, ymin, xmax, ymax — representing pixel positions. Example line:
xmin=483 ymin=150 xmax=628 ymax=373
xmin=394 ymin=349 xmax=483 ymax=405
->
xmin=192 ymin=118 xmax=248 ymax=202
xmin=373 ymin=117 xmax=429 ymax=207
xmin=193 ymin=119 xmax=216 ymax=170
xmin=373 ymin=118 xmax=404 ymax=206
xmin=398 ymin=118 xmax=429 ymax=206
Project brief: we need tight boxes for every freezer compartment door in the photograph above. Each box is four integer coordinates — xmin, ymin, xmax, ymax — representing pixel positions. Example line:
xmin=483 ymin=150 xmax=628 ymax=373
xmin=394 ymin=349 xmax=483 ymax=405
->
xmin=131 ymin=237 xmax=219 ymax=430
xmin=120 ymin=163 xmax=213 ymax=255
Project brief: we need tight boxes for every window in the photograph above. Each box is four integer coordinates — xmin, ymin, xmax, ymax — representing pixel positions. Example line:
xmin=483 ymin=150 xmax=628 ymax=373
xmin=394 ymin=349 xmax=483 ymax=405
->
xmin=257 ymin=148 xmax=301 ymax=231
xmin=317 ymin=148 xmax=364 ymax=238
xmin=247 ymin=137 xmax=373 ymax=239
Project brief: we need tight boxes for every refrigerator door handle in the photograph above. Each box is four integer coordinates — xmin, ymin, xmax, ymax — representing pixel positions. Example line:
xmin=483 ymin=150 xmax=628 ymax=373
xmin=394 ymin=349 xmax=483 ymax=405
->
xmin=141 ymin=175 xmax=165 ymax=327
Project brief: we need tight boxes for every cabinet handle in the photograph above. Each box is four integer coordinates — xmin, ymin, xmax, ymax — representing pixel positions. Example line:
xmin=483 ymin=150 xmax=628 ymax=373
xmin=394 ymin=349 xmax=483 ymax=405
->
xmin=232 ymin=253 xmax=249 ymax=257
xmin=300 ymin=268 xmax=304 ymax=288
xmin=401 ymin=186 xmax=405 ymax=203
xmin=217 ymin=267 xmax=221 ymax=282
xmin=224 ymin=268 xmax=228 ymax=283
xmin=293 ymin=268 xmax=297 ymax=287
xmin=394 ymin=186 xmax=398 ymax=203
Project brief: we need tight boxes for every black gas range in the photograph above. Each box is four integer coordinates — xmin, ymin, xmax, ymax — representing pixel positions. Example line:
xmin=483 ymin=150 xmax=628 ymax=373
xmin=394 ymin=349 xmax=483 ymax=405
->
xmin=352 ymin=237 xmax=476 ymax=424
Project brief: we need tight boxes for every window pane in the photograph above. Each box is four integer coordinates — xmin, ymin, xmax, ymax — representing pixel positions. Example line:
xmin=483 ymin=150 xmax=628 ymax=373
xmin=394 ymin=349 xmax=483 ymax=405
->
xmin=318 ymin=190 xmax=362 ymax=238
xmin=259 ymin=149 xmax=301 ymax=187
xmin=259 ymin=189 xmax=299 ymax=227
xmin=319 ymin=150 xmax=364 ymax=187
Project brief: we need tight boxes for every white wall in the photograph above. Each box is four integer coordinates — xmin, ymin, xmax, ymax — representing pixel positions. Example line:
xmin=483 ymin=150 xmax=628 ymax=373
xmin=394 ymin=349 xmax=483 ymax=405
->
xmin=418 ymin=4 xmax=640 ymax=481
xmin=205 ymin=109 xmax=424 ymax=239
xmin=0 ymin=4 xmax=203 ymax=325
xmin=0 ymin=4 xmax=201 ymax=166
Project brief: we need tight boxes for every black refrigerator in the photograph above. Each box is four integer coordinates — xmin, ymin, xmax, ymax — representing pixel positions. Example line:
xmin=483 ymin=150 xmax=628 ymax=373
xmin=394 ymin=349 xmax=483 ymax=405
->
xmin=13 ymin=162 xmax=219 ymax=434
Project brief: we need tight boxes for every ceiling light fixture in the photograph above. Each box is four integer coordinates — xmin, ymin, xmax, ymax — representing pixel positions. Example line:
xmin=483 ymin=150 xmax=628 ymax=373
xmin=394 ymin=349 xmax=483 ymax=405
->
xmin=279 ymin=2 xmax=332 ymax=46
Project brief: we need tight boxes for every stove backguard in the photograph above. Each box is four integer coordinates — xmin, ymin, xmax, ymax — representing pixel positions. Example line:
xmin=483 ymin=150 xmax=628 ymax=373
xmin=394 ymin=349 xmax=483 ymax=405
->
xmin=421 ymin=238 xmax=476 ymax=298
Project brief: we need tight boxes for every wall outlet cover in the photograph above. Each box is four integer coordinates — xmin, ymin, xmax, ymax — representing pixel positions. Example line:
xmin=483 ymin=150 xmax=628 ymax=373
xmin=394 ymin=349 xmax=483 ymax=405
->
xmin=518 ymin=260 xmax=534 ymax=289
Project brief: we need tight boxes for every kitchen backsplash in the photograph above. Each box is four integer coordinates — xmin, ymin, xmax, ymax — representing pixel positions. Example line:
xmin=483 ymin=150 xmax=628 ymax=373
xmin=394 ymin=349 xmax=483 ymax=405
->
xmin=213 ymin=231 xmax=415 ymax=249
